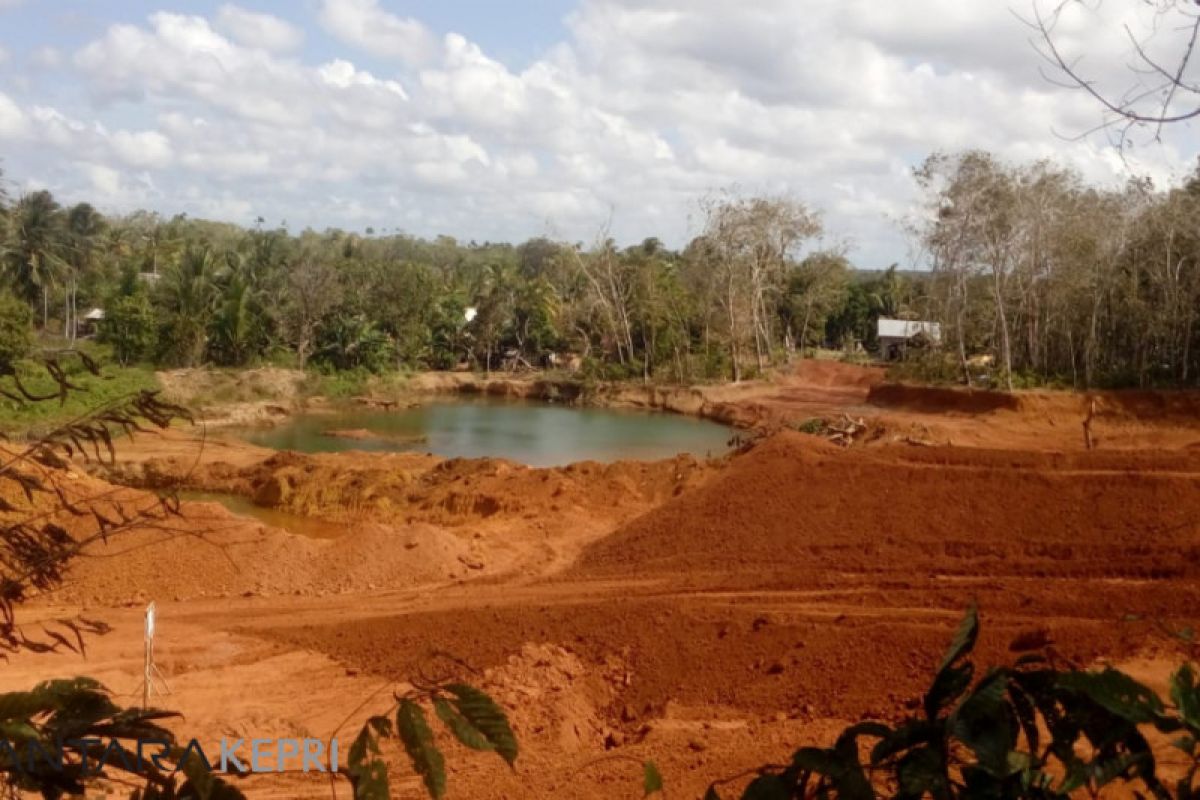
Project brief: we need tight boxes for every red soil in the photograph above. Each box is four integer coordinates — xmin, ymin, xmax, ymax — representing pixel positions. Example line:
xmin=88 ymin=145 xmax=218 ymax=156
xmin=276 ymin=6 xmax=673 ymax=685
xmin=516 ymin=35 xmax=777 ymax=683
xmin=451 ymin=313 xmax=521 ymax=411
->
xmin=4 ymin=362 xmax=1200 ymax=798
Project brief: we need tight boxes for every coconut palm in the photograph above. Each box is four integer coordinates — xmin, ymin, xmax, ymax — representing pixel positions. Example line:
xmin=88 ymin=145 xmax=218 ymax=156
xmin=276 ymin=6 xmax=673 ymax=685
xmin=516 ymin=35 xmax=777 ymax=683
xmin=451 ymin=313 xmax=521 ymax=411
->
xmin=208 ymin=252 xmax=258 ymax=367
xmin=157 ymin=245 xmax=217 ymax=366
xmin=62 ymin=203 xmax=106 ymax=341
xmin=3 ymin=190 xmax=66 ymax=329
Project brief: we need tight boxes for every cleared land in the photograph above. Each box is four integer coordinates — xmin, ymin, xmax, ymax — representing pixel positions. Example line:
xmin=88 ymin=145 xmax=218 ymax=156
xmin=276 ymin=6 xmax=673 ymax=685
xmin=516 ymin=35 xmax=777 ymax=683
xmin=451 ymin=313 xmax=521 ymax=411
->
xmin=4 ymin=362 xmax=1200 ymax=798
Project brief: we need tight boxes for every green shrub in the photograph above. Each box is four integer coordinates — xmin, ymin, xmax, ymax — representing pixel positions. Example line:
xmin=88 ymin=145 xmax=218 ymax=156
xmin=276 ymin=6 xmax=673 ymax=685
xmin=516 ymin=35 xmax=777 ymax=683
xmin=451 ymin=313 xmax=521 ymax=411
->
xmin=0 ymin=360 xmax=158 ymax=434
xmin=0 ymin=292 xmax=33 ymax=370
xmin=100 ymin=292 xmax=157 ymax=366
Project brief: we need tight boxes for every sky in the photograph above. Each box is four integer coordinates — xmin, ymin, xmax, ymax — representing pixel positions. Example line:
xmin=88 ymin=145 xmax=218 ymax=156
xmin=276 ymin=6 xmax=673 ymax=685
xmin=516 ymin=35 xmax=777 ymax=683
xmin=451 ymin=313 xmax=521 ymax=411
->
xmin=0 ymin=0 xmax=1196 ymax=266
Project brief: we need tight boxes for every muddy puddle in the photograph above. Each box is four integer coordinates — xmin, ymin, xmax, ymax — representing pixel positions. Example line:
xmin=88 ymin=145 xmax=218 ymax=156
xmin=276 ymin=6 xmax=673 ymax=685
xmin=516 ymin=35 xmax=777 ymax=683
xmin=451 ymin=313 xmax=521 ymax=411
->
xmin=179 ymin=491 xmax=344 ymax=539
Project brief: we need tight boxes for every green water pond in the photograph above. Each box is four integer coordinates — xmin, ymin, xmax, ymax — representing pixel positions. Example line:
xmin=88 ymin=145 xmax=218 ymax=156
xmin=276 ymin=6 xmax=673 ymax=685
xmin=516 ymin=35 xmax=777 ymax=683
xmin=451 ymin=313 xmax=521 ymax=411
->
xmin=230 ymin=399 xmax=732 ymax=467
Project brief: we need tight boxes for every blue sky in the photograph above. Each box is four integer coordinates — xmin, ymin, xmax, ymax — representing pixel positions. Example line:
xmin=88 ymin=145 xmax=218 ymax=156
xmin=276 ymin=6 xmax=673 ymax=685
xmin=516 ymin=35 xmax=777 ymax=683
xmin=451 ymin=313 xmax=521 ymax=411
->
xmin=0 ymin=0 xmax=1195 ymax=265
xmin=1 ymin=1 xmax=577 ymax=64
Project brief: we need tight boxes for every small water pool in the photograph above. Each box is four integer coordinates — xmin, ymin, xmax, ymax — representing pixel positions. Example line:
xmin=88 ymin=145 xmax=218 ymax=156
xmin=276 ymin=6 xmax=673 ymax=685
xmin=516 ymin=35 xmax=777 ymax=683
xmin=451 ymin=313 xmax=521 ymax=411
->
xmin=229 ymin=399 xmax=732 ymax=467
xmin=179 ymin=491 xmax=343 ymax=539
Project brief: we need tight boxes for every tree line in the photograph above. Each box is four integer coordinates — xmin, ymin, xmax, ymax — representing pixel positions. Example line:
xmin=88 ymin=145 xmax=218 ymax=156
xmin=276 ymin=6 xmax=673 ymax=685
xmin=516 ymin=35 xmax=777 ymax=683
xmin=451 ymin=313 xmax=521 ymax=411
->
xmin=1 ymin=152 xmax=1199 ymax=389
xmin=915 ymin=152 xmax=1200 ymax=389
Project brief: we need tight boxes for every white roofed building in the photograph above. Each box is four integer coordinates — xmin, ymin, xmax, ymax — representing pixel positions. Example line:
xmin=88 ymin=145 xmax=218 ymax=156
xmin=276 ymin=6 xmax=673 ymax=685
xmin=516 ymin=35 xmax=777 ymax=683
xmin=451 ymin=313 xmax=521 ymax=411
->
xmin=877 ymin=318 xmax=941 ymax=361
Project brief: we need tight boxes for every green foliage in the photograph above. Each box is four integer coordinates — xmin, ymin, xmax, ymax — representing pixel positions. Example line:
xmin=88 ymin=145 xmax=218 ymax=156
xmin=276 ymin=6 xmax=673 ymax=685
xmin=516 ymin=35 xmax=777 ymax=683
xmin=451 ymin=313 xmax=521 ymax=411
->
xmin=442 ymin=683 xmax=518 ymax=767
xmin=643 ymin=760 xmax=664 ymax=796
xmin=0 ymin=357 xmax=158 ymax=433
xmin=347 ymin=680 xmax=517 ymax=800
xmin=101 ymin=292 xmax=158 ymax=366
xmin=314 ymin=314 xmax=396 ymax=373
xmin=0 ymin=678 xmax=245 ymax=799
xmin=398 ymin=700 xmax=446 ymax=798
xmin=0 ymin=292 xmax=33 ymax=370
xmin=795 ymin=417 xmax=827 ymax=435
xmin=696 ymin=607 xmax=1200 ymax=800
xmin=347 ymin=716 xmax=392 ymax=800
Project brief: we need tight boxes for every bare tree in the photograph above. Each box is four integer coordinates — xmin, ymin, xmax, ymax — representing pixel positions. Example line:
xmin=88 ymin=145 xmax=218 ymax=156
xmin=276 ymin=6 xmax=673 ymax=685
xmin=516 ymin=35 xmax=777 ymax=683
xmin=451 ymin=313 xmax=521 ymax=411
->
xmin=283 ymin=255 xmax=343 ymax=368
xmin=695 ymin=194 xmax=822 ymax=381
xmin=1032 ymin=0 xmax=1200 ymax=143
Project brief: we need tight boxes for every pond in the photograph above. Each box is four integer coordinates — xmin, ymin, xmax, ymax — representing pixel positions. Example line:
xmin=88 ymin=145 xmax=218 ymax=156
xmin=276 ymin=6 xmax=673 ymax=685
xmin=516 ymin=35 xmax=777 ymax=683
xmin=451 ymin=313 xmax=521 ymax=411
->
xmin=178 ymin=491 xmax=343 ymax=539
xmin=229 ymin=399 xmax=733 ymax=467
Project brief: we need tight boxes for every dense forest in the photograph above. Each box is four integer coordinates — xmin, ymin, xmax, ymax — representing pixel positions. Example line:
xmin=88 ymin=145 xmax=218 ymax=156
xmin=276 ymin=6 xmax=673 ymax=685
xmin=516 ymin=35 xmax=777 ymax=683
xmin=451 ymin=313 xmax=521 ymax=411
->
xmin=1 ymin=150 xmax=1199 ymax=390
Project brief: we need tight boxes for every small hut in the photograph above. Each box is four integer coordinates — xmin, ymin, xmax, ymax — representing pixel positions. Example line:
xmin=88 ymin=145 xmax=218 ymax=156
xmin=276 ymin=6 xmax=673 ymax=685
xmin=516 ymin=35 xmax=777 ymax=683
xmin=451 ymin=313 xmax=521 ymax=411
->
xmin=78 ymin=308 xmax=105 ymax=338
xmin=877 ymin=318 xmax=941 ymax=361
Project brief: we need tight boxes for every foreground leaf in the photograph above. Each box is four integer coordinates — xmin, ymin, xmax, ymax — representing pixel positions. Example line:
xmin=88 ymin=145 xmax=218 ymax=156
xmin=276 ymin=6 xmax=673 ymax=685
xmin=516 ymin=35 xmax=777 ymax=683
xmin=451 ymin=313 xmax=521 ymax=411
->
xmin=643 ymin=760 xmax=664 ymax=796
xmin=434 ymin=696 xmax=494 ymax=752
xmin=347 ymin=718 xmax=390 ymax=800
xmin=397 ymin=699 xmax=447 ymax=799
xmin=446 ymin=683 xmax=518 ymax=767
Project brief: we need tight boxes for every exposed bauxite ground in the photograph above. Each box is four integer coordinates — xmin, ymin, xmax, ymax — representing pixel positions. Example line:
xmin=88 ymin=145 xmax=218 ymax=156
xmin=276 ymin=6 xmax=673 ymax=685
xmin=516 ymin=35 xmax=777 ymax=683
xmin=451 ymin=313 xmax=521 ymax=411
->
xmin=4 ymin=362 xmax=1200 ymax=798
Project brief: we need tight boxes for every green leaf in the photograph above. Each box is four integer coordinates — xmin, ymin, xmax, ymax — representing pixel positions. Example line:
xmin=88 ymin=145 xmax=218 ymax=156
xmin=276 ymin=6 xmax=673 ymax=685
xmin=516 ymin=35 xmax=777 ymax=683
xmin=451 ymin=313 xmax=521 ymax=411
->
xmin=949 ymin=670 xmax=1017 ymax=777
xmin=643 ymin=760 xmax=664 ymax=796
xmin=1057 ymin=668 xmax=1164 ymax=724
xmin=792 ymin=747 xmax=873 ymax=800
xmin=938 ymin=605 xmax=979 ymax=674
xmin=445 ymin=684 xmax=518 ymax=768
xmin=0 ymin=720 xmax=38 ymax=742
xmin=1170 ymin=664 xmax=1200 ymax=731
xmin=924 ymin=662 xmax=974 ymax=719
xmin=896 ymin=746 xmax=949 ymax=800
xmin=0 ymin=678 xmax=106 ymax=722
xmin=397 ymin=699 xmax=447 ymax=800
xmin=347 ymin=719 xmax=390 ymax=800
xmin=433 ymin=697 xmax=493 ymax=752
xmin=870 ymin=719 xmax=937 ymax=765
xmin=1006 ymin=682 xmax=1040 ymax=755
xmin=1170 ymin=735 xmax=1196 ymax=755
xmin=1090 ymin=751 xmax=1150 ymax=788
xmin=741 ymin=773 xmax=790 ymax=800
xmin=834 ymin=722 xmax=891 ymax=755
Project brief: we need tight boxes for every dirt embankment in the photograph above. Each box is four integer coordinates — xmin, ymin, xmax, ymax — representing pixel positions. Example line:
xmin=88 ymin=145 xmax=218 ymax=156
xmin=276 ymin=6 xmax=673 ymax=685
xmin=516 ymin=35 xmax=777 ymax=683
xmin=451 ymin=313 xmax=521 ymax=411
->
xmin=53 ymin=441 xmax=715 ymax=606
xmin=405 ymin=360 xmax=887 ymax=429
xmin=156 ymin=367 xmax=306 ymax=426
xmin=864 ymin=380 xmax=1200 ymax=450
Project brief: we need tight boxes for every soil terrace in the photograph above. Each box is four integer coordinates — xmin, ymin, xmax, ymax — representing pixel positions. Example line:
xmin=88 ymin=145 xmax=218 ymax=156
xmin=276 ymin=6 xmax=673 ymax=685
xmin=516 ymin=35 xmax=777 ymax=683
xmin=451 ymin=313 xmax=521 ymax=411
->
xmin=3 ymin=362 xmax=1199 ymax=798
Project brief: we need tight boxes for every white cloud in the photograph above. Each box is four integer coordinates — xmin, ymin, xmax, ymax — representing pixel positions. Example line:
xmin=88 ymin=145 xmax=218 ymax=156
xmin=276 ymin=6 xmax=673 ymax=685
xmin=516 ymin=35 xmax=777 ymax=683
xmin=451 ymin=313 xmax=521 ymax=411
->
xmin=0 ymin=0 xmax=1186 ymax=264
xmin=87 ymin=164 xmax=122 ymax=197
xmin=31 ymin=45 xmax=62 ymax=68
xmin=318 ymin=59 xmax=407 ymax=98
xmin=215 ymin=4 xmax=304 ymax=52
xmin=0 ymin=91 xmax=30 ymax=139
xmin=318 ymin=0 xmax=437 ymax=65
xmin=110 ymin=130 xmax=174 ymax=169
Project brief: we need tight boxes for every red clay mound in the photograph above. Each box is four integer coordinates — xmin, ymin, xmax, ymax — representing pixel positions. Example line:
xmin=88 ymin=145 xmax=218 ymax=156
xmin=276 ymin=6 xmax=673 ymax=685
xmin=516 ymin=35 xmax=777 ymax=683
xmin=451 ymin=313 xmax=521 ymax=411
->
xmin=870 ymin=381 xmax=1200 ymax=424
xmin=572 ymin=431 xmax=1200 ymax=618
xmin=790 ymin=360 xmax=886 ymax=390
xmin=867 ymin=383 xmax=1023 ymax=414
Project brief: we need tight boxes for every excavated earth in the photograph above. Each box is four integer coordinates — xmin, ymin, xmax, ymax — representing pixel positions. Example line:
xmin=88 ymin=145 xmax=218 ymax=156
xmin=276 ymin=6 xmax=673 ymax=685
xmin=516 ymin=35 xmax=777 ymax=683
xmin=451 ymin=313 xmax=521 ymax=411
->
xmin=3 ymin=361 xmax=1200 ymax=798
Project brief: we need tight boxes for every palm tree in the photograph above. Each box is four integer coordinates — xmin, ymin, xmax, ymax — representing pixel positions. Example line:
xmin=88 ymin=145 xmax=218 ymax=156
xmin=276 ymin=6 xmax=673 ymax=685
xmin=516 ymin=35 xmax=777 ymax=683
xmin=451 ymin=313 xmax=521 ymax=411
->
xmin=158 ymin=245 xmax=216 ymax=366
xmin=63 ymin=203 xmax=105 ymax=341
xmin=869 ymin=265 xmax=910 ymax=319
xmin=209 ymin=252 xmax=257 ymax=366
xmin=3 ymin=191 xmax=66 ymax=330
xmin=470 ymin=261 xmax=516 ymax=375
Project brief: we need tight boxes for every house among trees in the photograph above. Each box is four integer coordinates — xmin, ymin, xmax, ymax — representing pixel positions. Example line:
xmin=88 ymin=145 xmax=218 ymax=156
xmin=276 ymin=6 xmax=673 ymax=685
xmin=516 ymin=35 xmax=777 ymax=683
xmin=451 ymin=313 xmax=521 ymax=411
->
xmin=77 ymin=308 xmax=105 ymax=338
xmin=877 ymin=318 xmax=941 ymax=361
